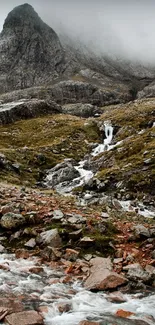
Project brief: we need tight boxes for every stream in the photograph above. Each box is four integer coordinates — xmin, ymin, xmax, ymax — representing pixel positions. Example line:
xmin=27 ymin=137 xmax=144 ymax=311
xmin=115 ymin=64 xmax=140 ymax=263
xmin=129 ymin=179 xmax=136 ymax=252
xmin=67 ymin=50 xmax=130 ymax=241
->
xmin=0 ymin=254 xmax=155 ymax=325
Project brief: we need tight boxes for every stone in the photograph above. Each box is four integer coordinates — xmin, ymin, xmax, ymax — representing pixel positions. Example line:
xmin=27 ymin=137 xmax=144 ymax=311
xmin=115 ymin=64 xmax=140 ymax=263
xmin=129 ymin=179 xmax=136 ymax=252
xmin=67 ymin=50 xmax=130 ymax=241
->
xmin=0 ymin=244 xmax=5 ymax=253
xmin=53 ymin=210 xmax=64 ymax=220
xmin=108 ymin=292 xmax=127 ymax=303
xmin=69 ymin=229 xmax=83 ymax=240
xmin=0 ymin=307 xmax=9 ymax=321
xmin=133 ymin=225 xmax=150 ymax=238
xmin=101 ymin=212 xmax=109 ymax=219
xmin=39 ymin=229 xmax=62 ymax=248
xmin=24 ymin=238 xmax=36 ymax=248
xmin=1 ymin=213 xmax=25 ymax=229
xmin=64 ymin=249 xmax=79 ymax=261
xmin=79 ymin=322 xmax=100 ymax=325
xmin=123 ymin=263 xmax=151 ymax=282
xmin=80 ymin=237 xmax=95 ymax=247
xmin=5 ymin=310 xmax=43 ymax=325
xmin=84 ymin=257 xmax=127 ymax=290
xmin=45 ymin=161 xmax=80 ymax=188
xmin=0 ymin=298 xmax=23 ymax=314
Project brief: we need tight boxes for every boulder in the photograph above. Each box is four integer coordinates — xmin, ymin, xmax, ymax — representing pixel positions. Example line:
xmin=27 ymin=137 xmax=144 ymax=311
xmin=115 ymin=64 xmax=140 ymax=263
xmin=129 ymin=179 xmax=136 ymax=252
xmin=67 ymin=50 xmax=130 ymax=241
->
xmin=38 ymin=229 xmax=62 ymax=248
xmin=45 ymin=160 xmax=80 ymax=188
xmin=133 ymin=225 xmax=151 ymax=238
xmin=0 ymin=99 xmax=62 ymax=125
xmin=62 ymin=103 xmax=101 ymax=117
xmin=84 ymin=257 xmax=127 ymax=290
xmin=5 ymin=310 xmax=43 ymax=325
xmin=1 ymin=213 xmax=25 ymax=229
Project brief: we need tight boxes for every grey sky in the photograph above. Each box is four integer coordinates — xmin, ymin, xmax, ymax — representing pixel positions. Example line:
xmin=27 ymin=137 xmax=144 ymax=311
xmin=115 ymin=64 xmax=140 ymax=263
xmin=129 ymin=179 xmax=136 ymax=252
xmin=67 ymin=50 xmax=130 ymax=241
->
xmin=0 ymin=1 xmax=155 ymax=64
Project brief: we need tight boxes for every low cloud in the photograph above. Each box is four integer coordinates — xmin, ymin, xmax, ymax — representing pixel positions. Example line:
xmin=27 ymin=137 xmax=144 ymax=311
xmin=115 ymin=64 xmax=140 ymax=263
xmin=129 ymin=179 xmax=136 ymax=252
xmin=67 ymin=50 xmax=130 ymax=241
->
xmin=1 ymin=0 xmax=155 ymax=64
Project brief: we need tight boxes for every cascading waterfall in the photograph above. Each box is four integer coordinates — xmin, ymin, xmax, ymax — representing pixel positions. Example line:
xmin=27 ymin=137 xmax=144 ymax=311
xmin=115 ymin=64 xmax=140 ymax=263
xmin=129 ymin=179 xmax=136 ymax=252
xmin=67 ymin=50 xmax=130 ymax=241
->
xmin=92 ymin=120 xmax=114 ymax=156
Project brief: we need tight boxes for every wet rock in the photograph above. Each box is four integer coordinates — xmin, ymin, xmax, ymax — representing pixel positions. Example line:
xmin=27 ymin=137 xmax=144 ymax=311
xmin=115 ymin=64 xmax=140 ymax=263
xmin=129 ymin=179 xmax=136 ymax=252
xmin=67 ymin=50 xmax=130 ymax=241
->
xmin=0 ymin=298 xmax=24 ymax=314
xmin=108 ymin=292 xmax=127 ymax=303
xmin=29 ymin=267 xmax=44 ymax=274
xmin=57 ymin=302 xmax=71 ymax=313
xmin=84 ymin=257 xmax=127 ymax=291
xmin=151 ymin=250 xmax=155 ymax=259
xmin=38 ymin=229 xmax=62 ymax=248
xmin=133 ymin=225 xmax=151 ymax=238
xmin=24 ymin=238 xmax=36 ymax=248
xmin=1 ymin=212 xmax=25 ymax=229
xmin=5 ymin=310 xmax=43 ymax=325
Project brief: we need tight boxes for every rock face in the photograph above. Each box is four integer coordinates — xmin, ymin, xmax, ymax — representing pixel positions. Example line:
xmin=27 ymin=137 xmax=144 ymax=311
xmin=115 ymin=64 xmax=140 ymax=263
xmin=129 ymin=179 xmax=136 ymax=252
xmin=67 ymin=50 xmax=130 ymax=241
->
xmin=0 ymin=99 xmax=62 ymax=124
xmin=84 ymin=257 xmax=127 ymax=291
xmin=0 ymin=3 xmax=65 ymax=93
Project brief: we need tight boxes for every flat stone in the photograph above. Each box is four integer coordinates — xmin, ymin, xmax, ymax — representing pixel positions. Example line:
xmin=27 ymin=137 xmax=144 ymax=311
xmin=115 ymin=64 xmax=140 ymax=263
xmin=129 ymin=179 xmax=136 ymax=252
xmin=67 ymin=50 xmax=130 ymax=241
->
xmin=5 ymin=310 xmax=43 ymax=325
xmin=0 ymin=298 xmax=23 ymax=314
xmin=133 ymin=225 xmax=150 ymax=238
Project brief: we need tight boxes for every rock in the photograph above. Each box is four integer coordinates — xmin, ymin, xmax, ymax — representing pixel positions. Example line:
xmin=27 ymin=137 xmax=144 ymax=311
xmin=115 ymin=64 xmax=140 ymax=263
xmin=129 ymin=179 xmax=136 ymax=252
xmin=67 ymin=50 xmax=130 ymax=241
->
xmin=5 ymin=310 xmax=43 ymax=325
xmin=67 ymin=214 xmax=86 ymax=224
xmin=0 ymin=244 xmax=5 ymax=253
xmin=0 ymin=99 xmax=62 ymax=125
xmin=79 ymin=322 xmax=100 ymax=325
xmin=80 ymin=237 xmax=95 ymax=247
xmin=45 ymin=160 xmax=80 ymax=188
xmin=123 ymin=263 xmax=151 ymax=283
xmin=101 ymin=212 xmax=109 ymax=219
xmin=64 ymin=249 xmax=79 ymax=261
xmin=1 ymin=212 xmax=25 ymax=229
xmin=57 ymin=303 xmax=71 ymax=313
xmin=0 ymin=298 xmax=23 ymax=314
xmin=0 ymin=307 xmax=9 ymax=321
xmin=29 ymin=267 xmax=44 ymax=274
xmin=24 ymin=238 xmax=36 ymax=248
xmin=53 ymin=210 xmax=64 ymax=220
xmin=84 ymin=254 xmax=93 ymax=261
xmin=0 ymin=4 xmax=65 ymax=93
xmin=84 ymin=257 xmax=127 ymax=290
xmin=62 ymin=103 xmax=101 ymax=117
xmin=151 ymin=250 xmax=155 ymax=259
xmin=133 ymin=225 xmax=151 ymax=238
xmin=69 ymin=229 xmax=83 ymax=240
xmin=38 ymin=229 xmax=62 ymax=248
xmin=41 ymin=246 xmax=62 ymax=261
xmin=108 ymin=292 xmax=127 ymax=303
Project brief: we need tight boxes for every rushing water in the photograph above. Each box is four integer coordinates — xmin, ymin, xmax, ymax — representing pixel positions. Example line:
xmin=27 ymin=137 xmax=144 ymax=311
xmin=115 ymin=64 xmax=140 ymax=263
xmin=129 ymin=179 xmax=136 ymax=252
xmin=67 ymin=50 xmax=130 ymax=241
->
xmin=0 ymin=254 xmax=155 ymax=325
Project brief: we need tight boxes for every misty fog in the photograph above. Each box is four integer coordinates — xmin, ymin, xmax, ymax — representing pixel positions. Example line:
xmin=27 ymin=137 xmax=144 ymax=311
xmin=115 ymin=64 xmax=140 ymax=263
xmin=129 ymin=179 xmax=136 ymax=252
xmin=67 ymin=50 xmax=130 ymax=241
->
xmin=0 ymin=0 xmax=155 ymax=64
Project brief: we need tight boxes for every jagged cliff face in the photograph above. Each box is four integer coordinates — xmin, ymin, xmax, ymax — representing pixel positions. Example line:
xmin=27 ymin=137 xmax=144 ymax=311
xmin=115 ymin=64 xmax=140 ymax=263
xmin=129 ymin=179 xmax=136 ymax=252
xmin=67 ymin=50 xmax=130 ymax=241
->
xmin=0 ymin=3 xmax=66 ymax=93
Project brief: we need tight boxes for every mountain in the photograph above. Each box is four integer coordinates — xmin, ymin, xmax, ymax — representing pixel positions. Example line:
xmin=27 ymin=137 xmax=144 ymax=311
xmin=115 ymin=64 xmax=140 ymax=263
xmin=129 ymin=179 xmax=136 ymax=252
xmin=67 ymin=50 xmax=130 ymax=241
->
xmin=0 ymin=3 xmax=67 ymax=93
xmin=0 ymin=3 xmax=155 ymax=105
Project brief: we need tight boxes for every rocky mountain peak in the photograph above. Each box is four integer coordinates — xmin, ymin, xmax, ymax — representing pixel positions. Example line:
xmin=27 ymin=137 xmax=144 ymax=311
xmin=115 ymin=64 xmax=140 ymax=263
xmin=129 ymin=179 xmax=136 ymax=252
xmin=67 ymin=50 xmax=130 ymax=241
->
xmin=2 ymin=3 xmax=47 ymax=36
xmin=0 ymin=4 xmax=66 ymax=93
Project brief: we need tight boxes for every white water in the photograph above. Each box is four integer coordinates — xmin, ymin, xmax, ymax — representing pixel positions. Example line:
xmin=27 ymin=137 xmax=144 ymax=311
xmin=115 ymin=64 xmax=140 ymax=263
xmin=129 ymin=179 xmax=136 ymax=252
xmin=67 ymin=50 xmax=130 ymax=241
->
xmin=0 ymin=254 xmax=154 ymax=325
xmin=0 ymin=100 xmax=25 ymax=112
xmin=119 ymin=200 xmax=155 ymax=218
xmin=92 ymin=121 xmax=114 ymax=156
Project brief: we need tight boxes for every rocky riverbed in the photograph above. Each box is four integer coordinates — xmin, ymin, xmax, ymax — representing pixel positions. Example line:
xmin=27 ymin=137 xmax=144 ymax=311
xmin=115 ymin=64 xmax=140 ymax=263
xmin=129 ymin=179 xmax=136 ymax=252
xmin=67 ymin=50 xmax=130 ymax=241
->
xmin=0 ymin=183 xmax=155 ymax=325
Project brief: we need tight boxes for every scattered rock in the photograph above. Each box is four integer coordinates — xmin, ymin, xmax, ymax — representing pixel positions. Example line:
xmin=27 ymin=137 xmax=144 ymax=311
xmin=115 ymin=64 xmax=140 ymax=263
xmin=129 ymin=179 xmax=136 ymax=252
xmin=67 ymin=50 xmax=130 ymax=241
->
xmin=123 ymin=263 xmax=151 ymax=283
xmin=52 ymin=210 xmax=64 ymax=220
